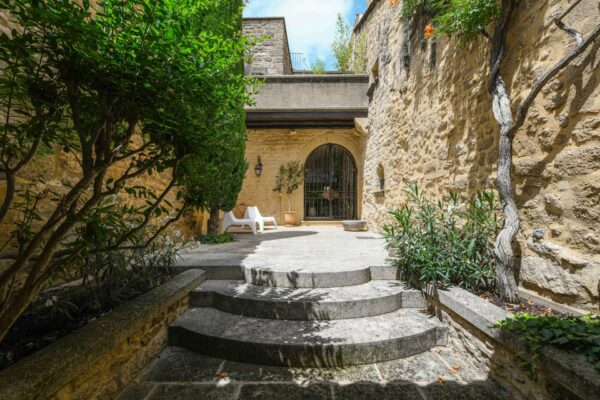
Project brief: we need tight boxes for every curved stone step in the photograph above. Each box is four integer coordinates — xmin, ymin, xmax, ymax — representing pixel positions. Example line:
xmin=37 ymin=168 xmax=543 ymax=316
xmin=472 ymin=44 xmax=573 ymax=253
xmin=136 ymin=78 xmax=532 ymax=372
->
xmin=168 ymin=308 xmax=447 ymax=367
xmin=190 ymin=280 xmax=426 ymax=320
xmin=243 ymin=265 xmax=371 ymax=288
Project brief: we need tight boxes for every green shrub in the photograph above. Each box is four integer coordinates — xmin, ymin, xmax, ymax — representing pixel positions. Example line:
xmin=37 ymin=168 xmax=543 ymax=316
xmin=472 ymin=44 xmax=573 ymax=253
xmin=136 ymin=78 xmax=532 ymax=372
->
xmin=382 ymin=184 xmax=498 ymax=291
xmin=197 ymin=234 xmax=235 ymax=245
xmin=0 ymin=234 xmax=180 ymax=369
xmin=495 ymin=313 xmax=600 ymax=376
xmin=400 ymin=0 xmax=502 ymax=42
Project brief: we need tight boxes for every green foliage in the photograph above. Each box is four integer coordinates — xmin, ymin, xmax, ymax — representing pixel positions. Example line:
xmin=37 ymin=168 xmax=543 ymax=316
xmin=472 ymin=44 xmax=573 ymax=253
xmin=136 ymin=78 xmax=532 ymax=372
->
xmin=273 ymin=161 xmax=304 ymax=212
xmin=0 ymin=234 xmax=179 ymax=369
xmin=311 ymin=58 xmax=327 ymax=74
xmin=0 ymin=0 xmax=253 ymax=341
xmin=332 ymin=13 xmax=353 ymax=73
xmin=383 ymin=184 xmax=498 ymax=291
xmin=183 ymin=107 xmax=249 ymax=213
xmin=350 ymin=33 xmax=368 ymax=74
xmin=401 ymin=0 xmax=502 ymax=42
xmin=273 ymin=162 xmax=304 ymax=195
xmin=496 ymin=313 xmax=600 ymax=376
xmin=196 ymin=233 xmax=235 ymax=244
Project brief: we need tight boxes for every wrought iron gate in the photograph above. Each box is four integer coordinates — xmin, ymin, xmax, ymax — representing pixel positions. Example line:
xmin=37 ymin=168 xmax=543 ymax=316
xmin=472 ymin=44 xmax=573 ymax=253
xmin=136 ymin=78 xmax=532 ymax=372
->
xmin=304 ymin=144 xmax=356 ymax=220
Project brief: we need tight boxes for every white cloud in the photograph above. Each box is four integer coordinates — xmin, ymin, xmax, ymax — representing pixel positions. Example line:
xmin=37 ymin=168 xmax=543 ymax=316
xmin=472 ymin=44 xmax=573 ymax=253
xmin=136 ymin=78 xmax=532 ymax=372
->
xmin=243 ymin=0 xmax=355 ymax=69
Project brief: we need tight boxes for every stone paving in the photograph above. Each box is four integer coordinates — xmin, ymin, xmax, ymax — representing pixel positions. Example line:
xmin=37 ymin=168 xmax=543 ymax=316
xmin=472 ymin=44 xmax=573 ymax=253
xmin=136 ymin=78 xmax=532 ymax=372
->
xmin=119 ymin=227 xmax=511 ymax=399
xmin=119 ymin=345 xmax=510 ymax=400
xmin=177 ymin=226 xmax=389 ymax=272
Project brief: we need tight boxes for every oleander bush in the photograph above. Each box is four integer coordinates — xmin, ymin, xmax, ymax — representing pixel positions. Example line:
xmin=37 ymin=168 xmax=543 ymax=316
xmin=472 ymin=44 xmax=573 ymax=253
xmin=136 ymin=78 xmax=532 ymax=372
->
xmin=383 ymin=184 xmax=498 ymax=291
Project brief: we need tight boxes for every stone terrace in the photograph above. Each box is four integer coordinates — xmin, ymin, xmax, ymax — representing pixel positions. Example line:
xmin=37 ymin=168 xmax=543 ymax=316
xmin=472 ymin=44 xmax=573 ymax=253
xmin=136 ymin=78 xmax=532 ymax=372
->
xmin=119 ymin=227 xmax=510 ymax=399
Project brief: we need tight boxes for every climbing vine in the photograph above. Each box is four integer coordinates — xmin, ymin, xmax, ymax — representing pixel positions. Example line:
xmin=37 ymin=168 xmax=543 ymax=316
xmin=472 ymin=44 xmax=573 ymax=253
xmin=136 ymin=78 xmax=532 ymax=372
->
xmin=395 ymin=0 xmax=600 ymax=302
xmin=496 ymin=312 xmax=600 ymax=376
xmin=401 ymin=0 xmax=501 ymax=41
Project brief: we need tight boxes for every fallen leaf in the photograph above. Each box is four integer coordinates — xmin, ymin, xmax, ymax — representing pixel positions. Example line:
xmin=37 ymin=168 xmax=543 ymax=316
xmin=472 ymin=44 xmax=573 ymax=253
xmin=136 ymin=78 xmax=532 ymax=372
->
xmin=216 ymin=370 xmax=228 ymax=378
xmin=438 ymin=378 xmax=445 ymax=385
xmin=449 ymin=365 xmax=461 ymax=375
xmin=434 ymin=348 xmax=443 ymax=354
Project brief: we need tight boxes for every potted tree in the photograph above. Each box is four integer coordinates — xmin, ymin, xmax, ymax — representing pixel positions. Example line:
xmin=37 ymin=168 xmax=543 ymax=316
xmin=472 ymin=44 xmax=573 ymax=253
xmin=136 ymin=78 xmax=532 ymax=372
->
xmin=273 ymin=161 xmax=304 ymax=226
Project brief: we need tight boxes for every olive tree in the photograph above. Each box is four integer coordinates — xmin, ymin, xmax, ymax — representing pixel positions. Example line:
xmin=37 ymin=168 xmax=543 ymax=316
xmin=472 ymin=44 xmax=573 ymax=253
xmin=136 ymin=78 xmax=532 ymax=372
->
xmin=0 ymin=0 xmax=252 ymax=341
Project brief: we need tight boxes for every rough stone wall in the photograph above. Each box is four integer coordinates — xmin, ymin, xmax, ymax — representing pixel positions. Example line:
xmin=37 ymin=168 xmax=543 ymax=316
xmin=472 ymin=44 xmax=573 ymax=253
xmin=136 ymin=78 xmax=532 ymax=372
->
xmin=53 ymin=297 xmax=188 ymax=400
xmin=237 ymin=128 xmax=363 ymax=224
xmin=243 ymin=18 xmax=293 ymax=75
xmin=430 ymin=301 xmax=573 ymax=400
xmin=358 ymin=0 xmax=600 ymax=311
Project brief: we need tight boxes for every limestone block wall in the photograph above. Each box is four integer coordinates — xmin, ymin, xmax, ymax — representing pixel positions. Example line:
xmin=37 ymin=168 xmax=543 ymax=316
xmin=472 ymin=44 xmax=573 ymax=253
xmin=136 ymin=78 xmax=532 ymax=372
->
xmin=243 ymin=18 xmax=293 ymax=75
xmin=357 ymin=0 xmax=600 ymax=311
xmin=237 ymin=128 xmax=363 ymax=224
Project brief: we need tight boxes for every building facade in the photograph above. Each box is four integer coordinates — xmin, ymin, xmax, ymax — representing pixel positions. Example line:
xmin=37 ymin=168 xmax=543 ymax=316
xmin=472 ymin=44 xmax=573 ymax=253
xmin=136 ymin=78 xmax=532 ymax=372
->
xmin=241 ymin=2 xmax=600 ymax=313
xmin=241 ymin=18 xmax=368 ymax=225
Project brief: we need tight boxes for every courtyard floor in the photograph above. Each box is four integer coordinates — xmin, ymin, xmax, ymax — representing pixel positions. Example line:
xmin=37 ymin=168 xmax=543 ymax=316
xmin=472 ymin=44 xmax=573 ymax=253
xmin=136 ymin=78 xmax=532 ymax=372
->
xmin=177 ymin=225 xmax=390 ymax=272
xmin=119 ymin=345 xmax=509 ymax=400
xmin=120 ymin=226 xmax=510 ymax=400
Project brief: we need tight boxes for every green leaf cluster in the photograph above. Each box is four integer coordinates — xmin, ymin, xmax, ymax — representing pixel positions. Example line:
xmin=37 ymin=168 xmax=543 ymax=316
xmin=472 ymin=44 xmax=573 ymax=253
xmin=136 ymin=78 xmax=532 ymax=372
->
xmin=196 ymin=233 xmax=235 ymax=244
xmin=273 ymin=161 xmax=304 ymax=212
xmin=332 ymin=13 xmax=353 ymax=73
xmin=383 ymin=184 xmax=498 ymax=291
xmin=0 ymin=0 xmax=254 ymax=340
xmin=273 ymin=161 xmax=304 ymax=195
xmin=496 ymin=313 xmax=600 ymax=376
xmin=401 ymin=0 xmax=501 ymax=42
xmin=311 ymin=58 xmax=327 ymax=75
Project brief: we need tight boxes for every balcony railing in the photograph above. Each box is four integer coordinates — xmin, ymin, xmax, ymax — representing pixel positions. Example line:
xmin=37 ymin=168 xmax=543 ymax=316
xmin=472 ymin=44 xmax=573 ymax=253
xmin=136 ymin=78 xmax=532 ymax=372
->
xmin=290 ymin=52 xmax=309 ymax=71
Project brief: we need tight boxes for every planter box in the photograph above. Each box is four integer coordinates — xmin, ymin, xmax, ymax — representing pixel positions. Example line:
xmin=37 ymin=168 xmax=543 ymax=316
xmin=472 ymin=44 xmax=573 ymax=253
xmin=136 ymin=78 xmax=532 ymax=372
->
xmin=0 ymin=270 xmax=206 ymax=400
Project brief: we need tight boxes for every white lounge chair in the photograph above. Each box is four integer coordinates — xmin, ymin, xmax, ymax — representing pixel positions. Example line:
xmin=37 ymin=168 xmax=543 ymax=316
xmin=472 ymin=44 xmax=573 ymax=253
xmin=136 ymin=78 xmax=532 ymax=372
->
xmin=244 ymin=206 xmax=277 ymax=232
xmin=221 ymin=211 xmax=259 ymax=235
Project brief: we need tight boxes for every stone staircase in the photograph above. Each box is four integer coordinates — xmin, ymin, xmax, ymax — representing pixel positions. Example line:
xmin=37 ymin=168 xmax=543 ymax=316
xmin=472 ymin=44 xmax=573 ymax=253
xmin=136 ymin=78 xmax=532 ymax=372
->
xmin=167 ymin=265 xmax=448 ymax=368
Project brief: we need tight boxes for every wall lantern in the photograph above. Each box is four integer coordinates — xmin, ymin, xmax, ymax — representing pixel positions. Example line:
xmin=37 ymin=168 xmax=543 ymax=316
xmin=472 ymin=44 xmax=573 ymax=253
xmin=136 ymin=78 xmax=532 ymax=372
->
xmin=255 ymin=156 xmax=263 ymax=177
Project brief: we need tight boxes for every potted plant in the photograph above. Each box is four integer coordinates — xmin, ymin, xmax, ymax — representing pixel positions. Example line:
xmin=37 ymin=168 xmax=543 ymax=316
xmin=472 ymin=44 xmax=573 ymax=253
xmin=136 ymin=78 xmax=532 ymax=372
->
xmin=273 ymin=161 xmax=304 ymax=226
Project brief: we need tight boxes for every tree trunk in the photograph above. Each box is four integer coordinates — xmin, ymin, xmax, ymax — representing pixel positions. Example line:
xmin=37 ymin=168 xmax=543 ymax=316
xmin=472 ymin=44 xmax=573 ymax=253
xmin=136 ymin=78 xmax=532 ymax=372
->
xmin=487 ymin=0 xmax=520 ymax=302
xmin=208 ymin=206 xmax=220 ymax=235
xmin=491 ymin=77 xmax=520 ymax=303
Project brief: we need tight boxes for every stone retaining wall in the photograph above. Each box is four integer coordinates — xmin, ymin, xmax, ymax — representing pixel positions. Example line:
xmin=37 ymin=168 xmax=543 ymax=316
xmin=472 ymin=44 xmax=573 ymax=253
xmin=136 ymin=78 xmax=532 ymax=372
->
xmin=0 ymin=269 xmax=206 ymax=400
xmin=425 ymin=285 xmax=600 ymax=400
xmin=356 ymin=0 xmax=600 ymax=311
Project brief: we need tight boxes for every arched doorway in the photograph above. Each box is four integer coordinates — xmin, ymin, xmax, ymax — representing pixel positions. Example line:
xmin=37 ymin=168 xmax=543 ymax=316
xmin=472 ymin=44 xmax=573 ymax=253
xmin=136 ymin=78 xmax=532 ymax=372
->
xmin=304 ymin=144 xmax=356 ymax=220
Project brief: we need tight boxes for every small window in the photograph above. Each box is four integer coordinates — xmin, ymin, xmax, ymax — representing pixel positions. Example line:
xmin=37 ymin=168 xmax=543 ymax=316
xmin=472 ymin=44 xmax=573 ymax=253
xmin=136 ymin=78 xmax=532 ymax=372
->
xmin=367 ymin=60 xmax=379 ymax=97
xmin=377 ymin=164 xmax=385 ymax=190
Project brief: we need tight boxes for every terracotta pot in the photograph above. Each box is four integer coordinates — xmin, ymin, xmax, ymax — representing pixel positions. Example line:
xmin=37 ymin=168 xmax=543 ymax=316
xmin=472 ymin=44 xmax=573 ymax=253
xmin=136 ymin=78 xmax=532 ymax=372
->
xmin=283 ymin=211 xmax=297 ymax=226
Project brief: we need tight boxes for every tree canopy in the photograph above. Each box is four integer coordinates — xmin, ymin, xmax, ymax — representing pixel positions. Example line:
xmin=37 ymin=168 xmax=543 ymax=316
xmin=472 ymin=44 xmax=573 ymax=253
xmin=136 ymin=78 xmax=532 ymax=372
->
xmin=0 ymin=0 xmax=253 ymax=341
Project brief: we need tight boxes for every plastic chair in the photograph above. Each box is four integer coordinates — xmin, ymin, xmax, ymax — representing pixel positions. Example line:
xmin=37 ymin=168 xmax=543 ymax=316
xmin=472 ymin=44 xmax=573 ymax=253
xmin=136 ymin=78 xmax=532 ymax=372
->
xmin=244 ymin=206 xmax=278 ymax=232
xmin=221 ymin=211 xmax=259 ymax=235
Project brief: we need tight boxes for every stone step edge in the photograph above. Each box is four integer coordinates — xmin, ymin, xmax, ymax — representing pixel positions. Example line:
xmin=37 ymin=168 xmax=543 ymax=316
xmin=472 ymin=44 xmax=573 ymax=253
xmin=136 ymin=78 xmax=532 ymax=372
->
xmin=176 ymin=264 xmax=401 ymax=283
xmin=189 ymin=282 xmax=427 ymax=320
xmin=168 ymin=310 xmax=447 ymax=368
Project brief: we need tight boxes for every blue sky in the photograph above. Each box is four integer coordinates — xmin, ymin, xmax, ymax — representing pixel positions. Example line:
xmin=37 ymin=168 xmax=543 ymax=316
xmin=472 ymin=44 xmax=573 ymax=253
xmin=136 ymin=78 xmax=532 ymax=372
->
xmin=243 ymin=0 xmax=367 ymax=70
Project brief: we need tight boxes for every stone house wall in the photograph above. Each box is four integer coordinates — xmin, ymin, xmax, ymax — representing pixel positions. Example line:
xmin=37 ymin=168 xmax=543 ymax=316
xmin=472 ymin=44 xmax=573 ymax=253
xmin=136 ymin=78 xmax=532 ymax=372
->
xmin=237 ymin=128 xmax=363 ymax=224
xmin=356 ymin=0 xmax=600 ymax=311
xmin=243 ymin=18 xmax=293 ymax=75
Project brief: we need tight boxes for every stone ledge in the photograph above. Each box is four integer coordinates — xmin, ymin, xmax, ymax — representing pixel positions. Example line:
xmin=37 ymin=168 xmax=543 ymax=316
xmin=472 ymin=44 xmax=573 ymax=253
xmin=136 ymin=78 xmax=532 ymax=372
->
xmin=0 ymin=269 xmax=206 ymax=400
xmin=425 ymin=285 xmax=600 ymax=400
